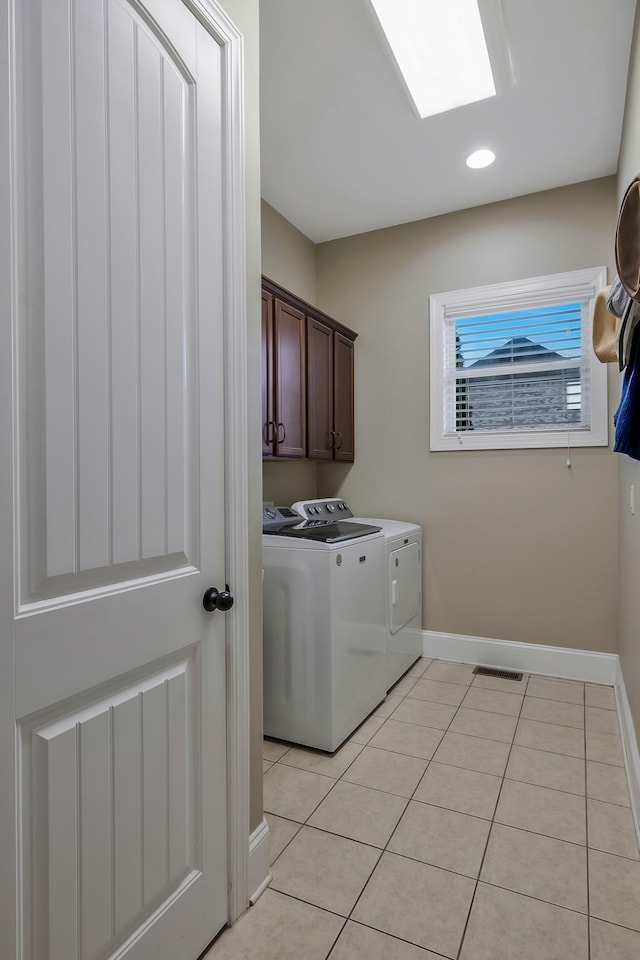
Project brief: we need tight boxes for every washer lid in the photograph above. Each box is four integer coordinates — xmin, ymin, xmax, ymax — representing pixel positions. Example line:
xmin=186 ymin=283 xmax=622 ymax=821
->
xmin=265 ymin=520 xmax=381 ymax=543
xmin=353 ymin=517 xmax=421 ymax=541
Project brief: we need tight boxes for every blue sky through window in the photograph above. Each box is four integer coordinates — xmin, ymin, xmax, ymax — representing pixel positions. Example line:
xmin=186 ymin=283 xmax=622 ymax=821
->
xmin=455 ymin=302 xmax=582 ymax=368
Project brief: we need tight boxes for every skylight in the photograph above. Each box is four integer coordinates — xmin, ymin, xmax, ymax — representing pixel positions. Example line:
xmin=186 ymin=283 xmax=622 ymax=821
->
xmin=370 ymin=0 xmax=497 ymax=119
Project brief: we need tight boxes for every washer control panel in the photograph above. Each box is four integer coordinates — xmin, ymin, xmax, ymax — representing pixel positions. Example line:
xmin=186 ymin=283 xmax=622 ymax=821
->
xmin=291 ymin=498 xmax=354 ymax=520
xmin=262 ymin=505 xmax=301 ymax=530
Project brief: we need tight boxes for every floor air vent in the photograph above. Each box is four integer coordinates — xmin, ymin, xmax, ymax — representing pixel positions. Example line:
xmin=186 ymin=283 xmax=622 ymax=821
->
xmin=473 ymin=666 xmax=523 ymax=682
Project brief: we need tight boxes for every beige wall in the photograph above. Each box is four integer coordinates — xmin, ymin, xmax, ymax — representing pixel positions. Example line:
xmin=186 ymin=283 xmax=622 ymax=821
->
xmin=617 ymin=5 xmax=640 ymax=743
xmin=262 ymin=199 xmax=317 ymax=303
xmin=316 ymin=177 xmax=620 ymax=653
xmin=220 ymin=0 xmax=263 ymax=833
xmin=261 ymin=200 xmax=320 ymax=505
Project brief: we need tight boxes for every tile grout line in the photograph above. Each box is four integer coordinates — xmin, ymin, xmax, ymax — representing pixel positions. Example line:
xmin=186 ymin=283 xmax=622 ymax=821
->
xmin=329 ymin=919 xmax=454 ymax=960
xmin=316 ymin=661 xmax=457 ymax=936
xmin=454 ymin=671 xmax=530 ymax=960
xmin=386 ymin=685 xmax=609 ymax=765
xmin=380 ymin=672 xmax=470 ymax=847
xmin=331 ymin=660 xmax=465 ymax=932
xmin=268 ymin=780 xmax=385 ymax=909
xmin=405 ymin=680 xmax=610 ymax=750
xmin=266 ymin=736 xmax=375 ymax=871
xmin=262 ymin=886 xmax=351 ymax=923
xmin=270 ymin=810 xmax=640 ymax=890
xmin=263 ymin=814 xmax=301 ymax=869
xmin=320 ymin=918 xmax=347 ymax=960
xmin=310 ymin=675 xmax=446 ymax=960
xmin=270 ymin=840 xmax=640 ymax=945
xmin=498 ymin=738 xmax=621 ymax=767
xmin=313 ymin=667 xmax=434 ymax=953
xmin=338 ymin=660 xmax=457 ymax=945
xmin=344 ymin=663 xmax=519 ymax=957
xmin=324 ymin=657 xmax=449 ymax=956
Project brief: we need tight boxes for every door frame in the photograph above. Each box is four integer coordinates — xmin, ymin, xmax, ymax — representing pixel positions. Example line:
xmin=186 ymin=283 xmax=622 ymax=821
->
xmin=0 ymin=0 xmax=251 ymax=955
xmin=190 ymin=0 xmax=253 ymax=926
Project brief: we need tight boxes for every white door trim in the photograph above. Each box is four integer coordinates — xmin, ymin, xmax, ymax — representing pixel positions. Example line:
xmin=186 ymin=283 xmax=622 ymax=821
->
xmin=182 ymin=0 xmax=252 ymax=926
xmin=1 ymin=2 xmax=20 ymax=956
xmin=247 ymin=819 xmax=272 ymax=906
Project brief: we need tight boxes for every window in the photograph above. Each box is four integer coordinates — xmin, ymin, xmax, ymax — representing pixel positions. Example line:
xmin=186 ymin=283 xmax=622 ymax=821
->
xmin=429 ymin=267 xmax=608 ymax=450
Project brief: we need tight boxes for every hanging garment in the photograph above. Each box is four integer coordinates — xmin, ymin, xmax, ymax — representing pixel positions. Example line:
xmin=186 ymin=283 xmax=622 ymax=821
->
xmin=616 ymin=299 xmax=640 ymax=372
xmin=614 ymin=323 xmax=640 ymax=459
xmin=607 ymin=275 xmax=640 ymax=371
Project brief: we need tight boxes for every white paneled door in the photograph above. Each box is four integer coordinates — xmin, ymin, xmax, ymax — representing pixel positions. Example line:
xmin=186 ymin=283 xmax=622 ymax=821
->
xmin=3 ymin=0 xmax=237 ymax=957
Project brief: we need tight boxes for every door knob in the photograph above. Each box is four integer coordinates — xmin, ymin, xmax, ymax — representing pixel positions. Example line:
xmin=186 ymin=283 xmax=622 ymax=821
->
xmin=203 ymin=584 xmax=235 ymax=612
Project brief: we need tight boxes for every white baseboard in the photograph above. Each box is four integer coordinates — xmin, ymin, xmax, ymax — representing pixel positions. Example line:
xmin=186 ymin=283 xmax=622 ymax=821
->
xmin=615 ymin=662 xmax=640 ymax=850
xmin=247 ymin=818 xmax=271 ymax=905
xmin=422 ymin=630 xmax=618 ymax=685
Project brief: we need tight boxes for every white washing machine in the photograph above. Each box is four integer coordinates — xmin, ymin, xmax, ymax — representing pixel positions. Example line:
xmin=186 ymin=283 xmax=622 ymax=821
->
xmin=262 ymin=506 xmax=387 ymax=751
xmin=293 ymin=499 xmax=423 ymax=691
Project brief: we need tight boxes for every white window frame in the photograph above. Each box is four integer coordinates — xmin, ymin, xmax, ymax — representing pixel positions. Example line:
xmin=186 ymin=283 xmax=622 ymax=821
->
xmin=429 ymin=266 xmax=609 ymax=451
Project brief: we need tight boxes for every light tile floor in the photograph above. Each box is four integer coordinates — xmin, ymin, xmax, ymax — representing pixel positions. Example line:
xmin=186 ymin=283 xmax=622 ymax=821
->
xmin=207 ymin=659 xmax=640 ymax=960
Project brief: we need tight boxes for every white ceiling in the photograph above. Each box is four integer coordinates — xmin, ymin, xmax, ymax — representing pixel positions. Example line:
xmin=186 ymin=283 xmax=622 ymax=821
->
xmin=260 ymin=0 xmax=638 ymax=243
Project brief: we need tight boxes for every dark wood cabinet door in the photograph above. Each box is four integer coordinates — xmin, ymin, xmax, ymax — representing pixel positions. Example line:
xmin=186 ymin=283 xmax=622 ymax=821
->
xmin=274 ymin=299 xmax=306 ymax=458
xmin=307 ymin=317 xmax=334 ymax=460
xmin=333 ymin=333 xmax=355 ymax=462
xmin=261 ymin=291 xmax=275 ymax=455
xmin=261 ymin=276 xmax=357 ymax=462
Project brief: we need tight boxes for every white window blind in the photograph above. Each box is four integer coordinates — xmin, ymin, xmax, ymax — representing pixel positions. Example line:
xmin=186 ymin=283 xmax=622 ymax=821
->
xmin=429 ymin=267 xmax=609 ymax=451
xmin=446 ymin=302 xmax=589 ymax=436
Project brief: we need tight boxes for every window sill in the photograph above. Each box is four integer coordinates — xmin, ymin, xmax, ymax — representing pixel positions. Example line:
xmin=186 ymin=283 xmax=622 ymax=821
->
xmin=430 ymin=428 xmax=609 ymax=451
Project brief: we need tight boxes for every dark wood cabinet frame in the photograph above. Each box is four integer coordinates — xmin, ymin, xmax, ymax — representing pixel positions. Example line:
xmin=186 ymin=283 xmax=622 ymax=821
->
xmin=262 ymin=276 xmax=357 ymax=462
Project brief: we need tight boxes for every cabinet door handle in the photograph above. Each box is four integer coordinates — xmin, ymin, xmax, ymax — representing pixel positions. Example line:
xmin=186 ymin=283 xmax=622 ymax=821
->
xmin=277 ymin=422 xmax=286 ymax=443
xmin=335 ymin=431 xmax=343 ymax=449
xmin=330 ymin=430 xmax=336 ymax=448
xmin=263 ymin=420 xmax=277 ymax=445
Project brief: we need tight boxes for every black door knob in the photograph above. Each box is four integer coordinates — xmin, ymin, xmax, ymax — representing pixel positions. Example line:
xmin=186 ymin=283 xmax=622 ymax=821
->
xmin=203 ymin=584 xmax=234 ymax=612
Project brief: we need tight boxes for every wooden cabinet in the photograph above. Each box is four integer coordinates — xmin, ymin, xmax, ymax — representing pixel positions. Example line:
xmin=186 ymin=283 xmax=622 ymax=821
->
xmin=333 ymin=332 xmax=355 ymax=461
xmin=262 ymin=277 xmax=356 ymax=462
xmin=306 ymin=317 xmax=334 ymax=459
xmin=262 ymin=291 xmax=306 ymax=458
xmin=273 ymin=299 xmax=306 ymax=457
xmin=306 ymin=320 xmax=355 ymax=461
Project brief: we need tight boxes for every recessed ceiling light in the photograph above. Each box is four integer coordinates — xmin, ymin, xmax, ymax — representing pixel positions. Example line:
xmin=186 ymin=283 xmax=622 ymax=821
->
xmin=370 ymin=0 xmax=497 ymax=119
xmin=466 ymin=149 xmax=496 ymax=169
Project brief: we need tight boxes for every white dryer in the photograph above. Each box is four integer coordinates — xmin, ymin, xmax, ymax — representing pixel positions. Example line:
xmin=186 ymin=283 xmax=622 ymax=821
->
xmin=293 ymin=499 xmax=423 ymax=691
